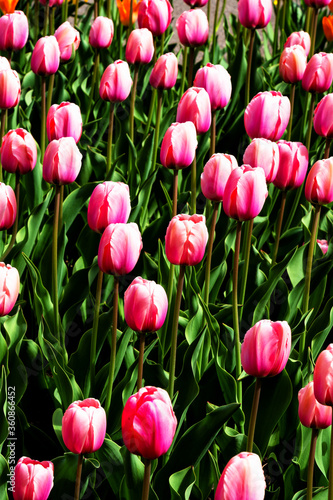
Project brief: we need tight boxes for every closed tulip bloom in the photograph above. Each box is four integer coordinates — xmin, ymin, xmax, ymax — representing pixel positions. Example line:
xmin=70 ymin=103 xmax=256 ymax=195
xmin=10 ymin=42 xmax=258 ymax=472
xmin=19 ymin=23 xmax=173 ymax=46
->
xmin=298 ymin=382 xmax=332 ymax=429
xmin=0 ymin=69 xmax=20 ymax=109
xmin=304 ymin=0 xmax=331 ymax=6
xmin=46 ymin=102 xmax=82 ymax=143
xmin=302 ymin=52 xmax=333 ymax=93
xmin=305 ymin=158 xmax=333 ymax=205
xmin=122 ymin=386 xmax=177 ymax=460
xmin=193 ymin=63 xmax=232 ymax=110
xmin=223 ymin=165 xmax=268 ymax=221
xmin=176 ymin=9 xmax=209 ymax=47
xmin=54 ymin=21 xmax=80 ymax=62
xmin=100 ymin=60 xmax=132 ymax=103
xmin=201 ymin=153 xmax=238 ymax=201
xmin=125 ymin=28 xmax=154 ymax=65
xmin=0 ymin=183 xmax=16 ymax=230
xmin=165 ymin=214 xmax=208 ymax=266
xmin=117 ymin=0 xmax=140 ymax=26
xmin=314 ymin=94 xmax=333 ymax=138
xmin=215 ymin=452 xmax=266 ymax=500
xmin=124 ymin=277 xmax=168 ymax=332
xmin=149 ymin=53 xmax=178 ymax=89
xmin=323 ymin=16 xmax=333 ymax=42
xmin=177 ymin=87 xmax=211 ymax=135
xmin=274 ymin=141 xmax=308 ymax=190
xmin=138 ymin=0 xmax=173 ymax=36
xmin=244 ymin=91 xmax=290 ymax=141
xmin=279 ymin=46 xmax=307 ymax=84
xmin=62 ymin=398 xmax=106 ymax=454
xmin=313 ymin=344 xmax=333 ymax=406
xmin=87 ymin=181 xmax=131 ymax=233
xmin=241 ymin=320 xmax=291 ymax=378
xmin=238 ymin=0 xmax=272 ymax=29
xmin=98 ymin=223 xmax=143 ymax=275
xmin=317 ymin=239 xmax=329 ymax=254
xmin=31 ymin=36 xmax=60 ymax=76
xmin=0 ymin=262 xmax=19 ymax=316
xmin=0 ymin=57 xmax=10 ymax=71
xmin=13 ymin=457 xmax=54 ymax=500
xmin=43 ymin=137 xmax=82 ymax=185
xmin=160 ymin=121 xmax=198 ymax=169
xmin=0 ymin=0 xmax=19 ymax=13
xmin=284 ymin=30 xmax=311 ymax=56
xmin=1 ymin=128 xmax=37 ymax=175
xmin=0 ymin=11 xmax=28 ymax=51
xmin=89 ymin=16 xmax=114 ymax=49
xmin=184 ymin=0 xmax=208 ymax=6
xmin=243 ymin=138 xmax=279 ymax=183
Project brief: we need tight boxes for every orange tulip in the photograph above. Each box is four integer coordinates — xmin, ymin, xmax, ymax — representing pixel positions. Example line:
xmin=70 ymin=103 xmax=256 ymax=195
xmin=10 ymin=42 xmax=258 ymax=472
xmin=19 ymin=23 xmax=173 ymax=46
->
xmin=329 ymin=0 xmax=333 ymax=12
xmin=323 ymin=15 xmax=333 ymax=42
xmin=0 ymin=0 xmax=19 ymax=14
xmin=117 ymin=0 xmax=140 ymax=26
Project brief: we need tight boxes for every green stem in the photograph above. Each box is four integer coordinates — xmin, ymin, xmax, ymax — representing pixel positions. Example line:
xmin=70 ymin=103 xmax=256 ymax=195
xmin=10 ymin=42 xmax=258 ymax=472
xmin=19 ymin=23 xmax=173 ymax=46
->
xmin=0 ymin=172 xmax=20 ymax=262
xmin=239 ymin=218 xmax=253 ymax=311
xmin=271 ymin=191 xmax=287 ymax=266
xmin=246 ymin=377 xmax=262 ymax=453
xmin=74 ymin=0 xmax=79 ymax=26
xmin=0 ymin=109 xmax=6 ymax=182
xmin=245 ymin=29 xmax=255 ymax=106
xmin=168 ymin=265 xmax=185 ymax=399
xmin=306 ymin=93 xmax=316 ymax=155
xmin=180 ymin=46 xmax=188 ymax=97
xmin=63 ymin=0 xmax=68 ymax=22
xmin=94 ymin=0 xmax=98 ymax=19
xmin=52 ymin=185 xmax=61 ymax=343
xmin=212 ymin=0 xmax=220 ymax=63
xmin=74 ymin=454 xmax=83 ymax=500
xmin=144 ymin=88 xmax=156 ymax=137
xmin=107 ymin=0 xmax=111 ymax=18
xmin=273 ymin=0 xmax=281 ymax=56
xmin=137 ymin=332 xmax=146 ymax=391
xmin=187 ymin=47 xmax=195 ymax=89
xmin=210 ymin=110 xmax=216 ymax=157
xmin=128 ymin=0 xmax=134 ymax=35
xmin=307 ymin=428 xmax=319 ymax=500
xmin=305 ymin=6 xmax=311 ymax=35
xmin=191 ymin=153 xmax=197 ymax=214
xmin=129 ymin=65 xmax=139 ymax=144
xmin=41 ymin=76 xmax=47 ymax=161
xmin=233 ymin=221 xmax=242 ymax=406
xmin=142 ymin=459 xmax=151 ymax=500
xmin=302 ymin=204 xmax=321 ymax=315
xmin=151 ymin=89 xmax=163 ymax=173
xmin=309 ymin=8 xmax=318 ymax=58
xmin=172 ymin=170 xmax=178 ymax=218
xmin=86 ymin=50 xmax=100 ymax=125
xmin=280 ymin=0 xmax=288 ymax=48
xmin=287 ymin=84 xmax=295 ymax=142
xmin=49 ymin=6 xmax=55 ymax=34
xmin=89 ymin=268 xmax=104 ymax=395
xmin=106 ymin=102 xmax=115 ymax=177
xmin=59 ymin=185 xmax=64 ymax=235
xmin=105 ymin=276 xmax=119 ymax=416
xmin=47 ymin=73 xmax=55 ymax=116
xmin=34 ymin=0 xmax=40 ymax=43
xmin=329 ymin=414 xmax=333 ymax=500
xmin=325 ymin=138 xmax=332 ymax=159
xmin=204 ymin=202 xmax=219 ymax=305
xmin=207 ymin=0 xmax=210 ymax=25
xmin=43 ymin=0 xmax=49 ymax=36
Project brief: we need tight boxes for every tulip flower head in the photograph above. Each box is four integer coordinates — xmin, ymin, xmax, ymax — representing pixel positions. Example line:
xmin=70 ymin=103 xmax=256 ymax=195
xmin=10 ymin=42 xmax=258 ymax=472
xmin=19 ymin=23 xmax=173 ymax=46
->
xmin=31 ymin=36 xmax=60 ymax=76
xmin=274 ymin=141 xmax=308 ymax=191
xmin=0 ymin=0 xmax=18 ymax=13
xmin=304 ymin=0 xmax=331 ymax=6
xmin=0 ymin=262 xmax=20 ymax=316
xmin=117 ymin=0 xmax=140 ymax=26
xmin=243 ymin=138 xmax=279 ymax=183
xmin=87 ymin=181 xmax=131 ymax=233
xmin=126 ymin=28 xmax=154 ymax=65
xmin=193 ymin=63 xmax=232 ymax=110
xmin=244 ymin=91 xmax=290 ymax=141
xmin=122 ymin=386 xmax=177 ymax=460
xmin=284 ymin=30 xmax=311 ymax=56
xmin=323 ymin=15 xmax=333 ymax=42
xmin=100 ymin=60 xmax=133 ymax=103
xmin=54 ymin=21 xmax=80 ymax=62
xmin=201 ymin=153 xmax=238 ymax=202
xmin=313 ymin=344 xmax=333 ymax=406
xmin=184 ymin=0 xmax=208 ymax=5
xmin=138 ymin=0 xmax=173 ymax=36
xmin=305 ymin=157 xmax=333 ymax=205
xmin=176 ymin=9 xmax=209 ymax=47
xmin=1 ymin=128 xmax=37 ymax=175
xmin=177 ymin=87 xmax=211 ymax=135
xmin=0 ymin=57 xmax=10 ymax=71
xmin=0 ymin=183 xmax=16 ymax=230
xmin=238 ymin=0 xmax=272 ymax=29
xmin=160 ymin=121 xmax=198 ymax=170
xmin=317 ymin=239 xmax=329 ymax=254
xmin=39 ymin=0 xmax=63 ymax=6
xmin=279 ymin=46 xmax=307 ymax=84
xmin=298 ymin=381 xmax=332 ymax=429
xmin=13 ymin=457 xmax=54 ymax=500
xmin=43 ymin=137 xmax=82 ymax=185
xmin=165 ymin=214 xmax=208 ymax=266
xmin=302 ymin=52 xmax=333 ymax=94
xmin=0 ymin=68 xmax=21 ymax=109
xmin=0 ymin=11 xmax=29 ymax=51
xmin=47 ymin=101 xmax=82 ymax=143
xmin=89 ymin=16 xmax=114 ymax=49
xmin=149 ymin=53 xmax=178 ymax=90
xmin=314 ymin=94 xmax=333 ymax=138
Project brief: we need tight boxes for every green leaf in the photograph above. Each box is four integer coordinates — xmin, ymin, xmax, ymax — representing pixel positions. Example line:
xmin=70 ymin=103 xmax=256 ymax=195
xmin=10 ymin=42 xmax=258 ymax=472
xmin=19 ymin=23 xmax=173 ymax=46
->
xmin=95 ymin=437 xmax=124 ymax=496
xmin=169 ymin=466 xmax=196 ymax=500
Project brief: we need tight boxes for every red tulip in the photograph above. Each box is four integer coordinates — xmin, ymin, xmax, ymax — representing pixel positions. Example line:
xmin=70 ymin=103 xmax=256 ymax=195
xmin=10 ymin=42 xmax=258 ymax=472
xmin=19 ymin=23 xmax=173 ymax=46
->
xmin=238 ymin=0 xmax=272 ymax=29
xmin=279 ymin=45 xmax=307 ymax=84
xmin=176 ymin=9 xmax=209 ymax=47
xmin=0 ymin=183 xmax=16 ymax=230
xmin=305 ymin=157 xmax=333 ymax=205
xmin=46 ymin=101 xmax=82 ymax=143
xmin=273 ymin=141 xmax=308 ymax=191
xmin=200 ymin=153 xmax=238 ymax=202
xmin=87 ymin=181 xmax=131 ymax=233
xmin=313 ymin=344 xmax=333 ymax=406
xmin=100 ymin=60 xmax=133 ymax=103
xmin=176 ymin=87 xmax=211 ymax=135
xmin=160 ymin=121 xmax=198 ymax=169
xmin=243 ymin=138 xmax=279 ymax=183
xmin=298 ymin=381 xmax=332 ymax=429
xmin=165 ymin=214 xmax=208 ymax=266
xmin=193 ymin=63 xmax=232 ymax=110
xmin=244 ymin=91 xmax=290 ymax=141
xmin=0 ymin=11 xmax=28 ymax=51
xmin=42 ymin=137 xmax=82 ymax=185
xmin=54 ymin=21 xmax=80 ymax=62
xmin=313 ymin=93 xmax=333 ymax=138
xmin=302 ymin=52 xmax=333 ymax=93
xmin=0 ymin=68 xmax=20 ymax=109
xmin=125 ymin=28 xmax=154 ymax=65
xmin=31 ymin=36 xmax=60 ymax=76
xmin=149 ymin=52 xmax=178 ymax=89
xmin=13 ymin=457 xmax=54 ymax=500
xmin=0 ymin=262 xmax=20 ymax=316
xmin=138 ymin=0 xmax=173 ymax=36
xmin=89 ymin=16 xmax=114 ymax=49
xmin=1 ymin=128 xmax=37 ymax=175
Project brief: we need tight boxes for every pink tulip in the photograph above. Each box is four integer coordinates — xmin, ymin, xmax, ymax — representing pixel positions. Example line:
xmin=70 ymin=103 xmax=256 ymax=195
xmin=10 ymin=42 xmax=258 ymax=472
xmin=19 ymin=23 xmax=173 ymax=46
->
xmin=0 ymin=11 xmax=28 ymax=51
xmin=317 ymin=239 xmax=329 ymax=254
xmin=46 ymin=101 xmax=82 ymax=143
xmin=193 ymin=63 xmax=232 ymax=110
xmin=149 ymin=52 xmax=178 ymax=89
xmin=223 ymin=165 xmax=268 ymax=221
xmin=215 ymin=452 xmax=266 ymax=500
xmin=176 ymin=87 xmax=211 ymax=134
xmin=39 ymin=0 xmax=63 ymax=6
xmin=13 ymin=457 xmax=54 ymax=500
xmin=0 ymin=262 xmax=20 ymax=316
xmin=274 ymin=141 xmax=308 ymax=191
xmin=1 ymin=128 xmax=37 ymax=175
xmin=31 ymin=36 xmax=60 ymax=76
xmin=138 ymin=0 xmax=173 ymax=36
xmin=314 ymin=94 xmax=333 ymax=138
xmin=0 ymin=183 xmax=16 ymax=230
xmin=62 ymin=398 xmax=106 ymax=454
xmin=42 ymin=137 xmax=82 ymax=185
xmin=54 ymin=21 xmax=80 ymax=62
xmin=200 ymin=153 xmax=238 ymax=201
xmin=305 ymin=157 xmax=333 ymax=205
xmin=0 ymin=69 xmax=20 ymax=109
xmin=243 ymin=138 xmax=279 ymax=183
xmin=238 ymin=0 xmax=272 ymax=29
xmin=184 ymin=0 xmax=208 ymax=6
xmin=124 ymin=277 xmax=168 ymax=332
xmin=304 ymin=0 xmax=331 ymax=6
xmin=313 ymin=344 xmax=333 ymax=406
xmin=87 ymin=181 xmax=131 ymax=233
xmin=284 ymin=31 xmax=311 ymax=56
xmin=160 ymin=121 xmax=198 ymax=169
xmin=100 ymin=60 xmax=133 ymax=103
xmin=302 ymin=52 xmax=333 ymax=93
xmin=98 ymin=223 xmax=143 ymax=275
xmin=176 ymin=9 xmax=209 ymax=47
xmin=165 ymin=214 xmax=208 ymax=266
xmin=125 ymin=28 xmax=154 ymax=65
xmin=122 ymin=386 xmax=177 ymax=460
xmin=0 ymin=57 xmax=10 ymax=71
xmin=244 ymin=91 xmax=290 ymax=141
xmin=89 ymin=16 xmax=114 ymax=49
xmin=298 ymin=382 xmax=332 ymax=429
xmin=279 ymin=46 xmax=307 ymax=84
xmin=241 ymin=319 xmax=291 ymax=378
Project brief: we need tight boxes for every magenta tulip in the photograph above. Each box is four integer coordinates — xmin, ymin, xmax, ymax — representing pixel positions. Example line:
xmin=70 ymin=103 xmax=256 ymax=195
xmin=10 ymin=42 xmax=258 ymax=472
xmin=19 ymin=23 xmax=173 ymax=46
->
xmin=0 ymin=262 xmax=20 ymax=316
xmin=238 ymin=0 xmax=272 ymax=29
xmin=244 ymin=91 xmax=290 ymax=141
xmin=39 ymin=0 xmax=63 ymax=6
xmin=149 ymin=52 xmax=178 ymax=89
xmin=87 ymin=181 xmax=131 ymax=233
xmin=243 ymin=138 xmax=279 ymax=183
xmin=54 ymin=21 xmax=80 ymax=62
xmin=0 ymin=69 xmax=20 ymax=109
xmin=165 ymin=214 xmax=208 ymax=266
xmin=13 ymin=457 xmax=54 ymax=500
xmin=313 ymin=344 xmax=333 ymax=406
xmin=304 ymin=0 xmax=331 ymax=6
xmin=313 ymin=94 xmax=333 ymax=138
xmin=100 ymin=60 xmax=133 ymax=103
xmin=284 ymin=30 xmax=311 ymax=56
xmin=201 ymin=153 xmax=238 ymax=201
xmin=0 ymin=11 xmax=28 ymax=51
xmin=305 ymin=158 xmax=333 ymax=205
xmin=317 ymin=239 xmax=329 ymax=254
xmin=193 ymin=63 xmax=232 ymax=110
xmin=122 ymin=386 xmax=177 ymax=460
xmin=302 ymin=52 xmax=333 ymax=93
xmin=89 ymin=16 xmax=114 ymax=49
xmin=46 ymin=102 xmax=82 ymax=143
xmin=42 ymin=137 xmax=82 ymax=185
xmin=273 ymin=141 xmax=308 ymax=191
xmin=1 ymin=128 xmax=37 ymax=175
xmin=176 ymin=87 xmax=211 ymax=134
xmin=183 ymin=0 xmax=208 ymax=5
xmin=279 ymin=46 xmax=307 ymax=84
xmin=160 ymin=121 xmax=198 ymax=169
xmin=176 ymin=9 xmax=209 ymax=47
xmin=138 ymin=0 xmax=173 ymax=36
xmin=298 ymin=381 xmax=332 ymax=429
xmin=31 ymin=36 xmax=60 ymax=76
xmin=125 ymin=28 xmax=154 ymax=65
xmin=0 ymin=183 xmax=16 ymax=230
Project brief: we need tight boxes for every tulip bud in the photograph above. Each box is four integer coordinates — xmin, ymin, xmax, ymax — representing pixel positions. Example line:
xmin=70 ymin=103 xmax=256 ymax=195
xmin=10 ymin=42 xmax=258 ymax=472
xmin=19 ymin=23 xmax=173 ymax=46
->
xmin=165 ymin=214 xmax=208 ymax=266
xmin=176 ymin=9 xmax=209 ymax=47
xmin=215 ymin=452 xmax=266 ymax=500
xmin=149 ymin=52 xmax=178 ymax=89
xmin=298 ymin=382 xmax=332 ymax=429
xmin=31 ymin=36 xmax=60 ymax=76
xmin=241 ymin=319 xmax=291 ymax=378
xmin=1 ymin=128 xmax=37 ymax=175
xmin=13 ymin=457 xmax=54 ymax=500
xmin=238 ymin=0 xmax=272 ymax=29
xmin=313 ymin=344 xmax=333 ymax=406
xmin=0 ymin=262 xmax=20 ymax=316
xmin=323 ymin=15 xmax=333 ymax=42
xmin=274 ymin=141 xmax=308 ymax=191
xmin=54 ymin=21 xmax=80 ymax=62
xmin=62 ymin=398 xmax=107 ymax=454
xmin=89 ymin=16 xmax=114 ymax=49
xmin=183 ymin=0 xmax=208 ymax=6
xmin=201 ymin=153 xmax=238 ymax=202
xmin=125 ymin=28 xmax=154 ymax=65
xmin=304 ymin=0 xmax=331 ymax=6
xmin=124 ymin=277 xmax=168 ymax=332
xmin=279 ymin=46 xmax=307 ymax=84
xmin=98 ymin=223 xmax=143 ymax=275
xmin=244 ymin=91 xmax=290 ymax=141
xmin=43 ymin=137 xmax=82 ymax=185
xmin=284 ymin=30 xmax=311 ymax=56
xmin=46 ymin=101 xmax=82 ymax=143
xmin=117 ymin=0 xmax=140 ymax=26
xmin=313 ymin=94 xmax=333 ymax=138
xmin=176 ymin=87 xmax=211 ymax=135
xmin=122 ymin=386 xmax=177 ymax=460
xmin=193 ymin=63 xmax=232 ymax=110
xmin=243 ymin=138 xmax=279 ymax=183
xmin=160 ymin=121 xmax=198 ymax=169
xmin=0 ymin=69 xmax=20 ymax=109
xmin=138 ymin=0 xmax=173 ymax=36
xmin=0 ymin=57 xmax=10 ymax=71
xmin=100 ymin=60 xmax=133 ymax=103
xmin=0 ymin=11 xmax=28 ymax=51
xmin=87 ymin=181 xmax=131 ymax=233
xmin=317 ymin=239 xmax=329 ymax=254
xmin=302 ymin=52 xmax=333 ymax=93
xmin=223 ymin=165 xmax=268 ymax=221
xmin=305 ymin=158 xmax=333 ymax=205
xmin=0 ymin=183 xmax=16 ymax=230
